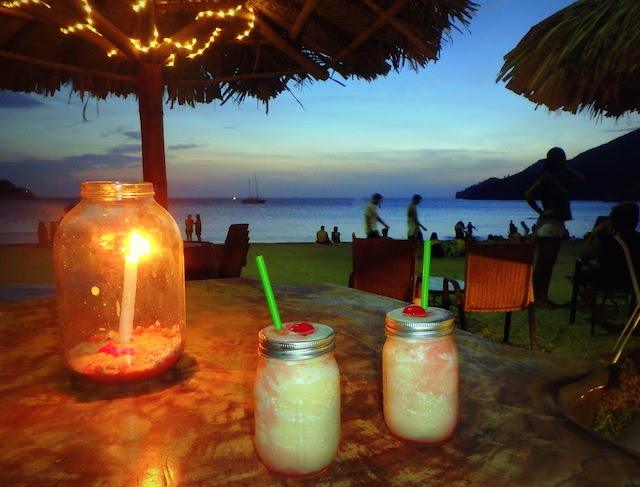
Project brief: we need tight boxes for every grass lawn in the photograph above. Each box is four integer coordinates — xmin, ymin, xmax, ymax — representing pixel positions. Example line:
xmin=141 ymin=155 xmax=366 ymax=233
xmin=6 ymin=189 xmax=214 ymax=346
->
xmin=2 ymin=240 xmax=637 ymax=362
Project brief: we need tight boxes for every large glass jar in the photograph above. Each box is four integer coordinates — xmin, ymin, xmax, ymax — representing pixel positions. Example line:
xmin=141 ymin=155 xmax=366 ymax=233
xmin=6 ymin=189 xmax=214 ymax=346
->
xmin=383 ymin=305 xmax=458 ymax=444
xmin=53 ymin=182 xmax=185 ymax=384
xmin=254 ymin=322 xmax=340 ymax=477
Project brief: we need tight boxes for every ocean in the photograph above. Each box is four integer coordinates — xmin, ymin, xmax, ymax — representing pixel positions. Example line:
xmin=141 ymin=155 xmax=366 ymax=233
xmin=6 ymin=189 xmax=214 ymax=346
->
xmin=0 ymin=197 xmax=620 ymax=245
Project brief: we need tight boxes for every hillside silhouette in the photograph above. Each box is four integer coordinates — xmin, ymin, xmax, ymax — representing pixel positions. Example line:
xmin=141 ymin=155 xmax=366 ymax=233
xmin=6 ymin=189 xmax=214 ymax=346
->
xmin=0 ymin=179 xmax=34 ymax=199
xmin=456 ymin=128 xmax=640 ymax=201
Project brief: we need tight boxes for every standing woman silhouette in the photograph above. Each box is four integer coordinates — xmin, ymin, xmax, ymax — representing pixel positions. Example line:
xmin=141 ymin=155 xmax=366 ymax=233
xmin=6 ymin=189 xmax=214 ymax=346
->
xmin=525 ymin=147 xmax=585 ymax=308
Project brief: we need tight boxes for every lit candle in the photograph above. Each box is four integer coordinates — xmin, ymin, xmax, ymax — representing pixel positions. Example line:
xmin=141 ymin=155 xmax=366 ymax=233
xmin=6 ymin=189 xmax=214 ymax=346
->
xmin=118 ymin=231 xmax=151 ymax=343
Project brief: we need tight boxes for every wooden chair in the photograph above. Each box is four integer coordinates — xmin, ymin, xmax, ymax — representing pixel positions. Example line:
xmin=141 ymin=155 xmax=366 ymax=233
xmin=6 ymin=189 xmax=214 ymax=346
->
xmin=348 ymin=233 xmax=418 ymax=302
xmin=214 ymin=223 xmax=250 ymax=278
xmin=569 ymin=232 xmax=637 ymax=336
xmin=443 ymin=241 xmax=537 ymax=349
xmin=184 ymin=241 xmax=219 ymax=280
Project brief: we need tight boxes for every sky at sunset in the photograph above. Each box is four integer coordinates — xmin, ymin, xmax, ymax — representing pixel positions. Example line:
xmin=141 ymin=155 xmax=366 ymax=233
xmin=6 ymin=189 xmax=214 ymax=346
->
xmin=1 ymin=0 xmax=639 ymax=200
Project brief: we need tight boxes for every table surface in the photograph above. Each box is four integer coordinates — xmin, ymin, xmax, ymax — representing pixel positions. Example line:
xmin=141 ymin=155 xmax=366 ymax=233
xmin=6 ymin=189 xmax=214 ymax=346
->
xmin=1 ymin=278 xmax=638 ymax=486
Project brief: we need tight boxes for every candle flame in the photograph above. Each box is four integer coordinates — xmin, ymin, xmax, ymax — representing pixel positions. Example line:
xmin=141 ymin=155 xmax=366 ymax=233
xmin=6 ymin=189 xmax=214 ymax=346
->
xmin=125 ymin=231 xmax=151 ymax=264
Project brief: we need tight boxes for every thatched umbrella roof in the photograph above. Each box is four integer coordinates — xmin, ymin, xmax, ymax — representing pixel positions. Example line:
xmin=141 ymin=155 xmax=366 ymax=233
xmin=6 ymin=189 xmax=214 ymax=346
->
xmin=0 ymin=0 xmax=477 ymax=208
xmin=497 ymin=0 xmax=640 ymax=120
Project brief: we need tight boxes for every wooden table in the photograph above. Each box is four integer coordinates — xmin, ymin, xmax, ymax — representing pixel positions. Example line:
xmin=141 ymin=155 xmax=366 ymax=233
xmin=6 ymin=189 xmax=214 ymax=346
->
xmin=0 ymin=279 xmax=638 ymax=486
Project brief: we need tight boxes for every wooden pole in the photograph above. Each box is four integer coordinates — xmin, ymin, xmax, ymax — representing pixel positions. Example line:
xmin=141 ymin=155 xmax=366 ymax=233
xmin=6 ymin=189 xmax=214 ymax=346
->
xmin=136 ymin=62 xmax=169 ymax=209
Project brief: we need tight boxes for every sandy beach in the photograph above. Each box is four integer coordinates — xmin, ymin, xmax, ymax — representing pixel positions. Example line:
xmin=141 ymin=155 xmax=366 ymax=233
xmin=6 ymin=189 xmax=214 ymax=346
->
xmin=1 ymin=239 xmax=637 ymax=361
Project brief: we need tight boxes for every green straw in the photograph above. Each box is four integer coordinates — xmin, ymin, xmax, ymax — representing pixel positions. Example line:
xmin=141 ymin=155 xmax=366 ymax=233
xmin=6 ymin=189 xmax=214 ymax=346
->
xmin=256 ymin=255 xmax=283 ymax=329
xmin=421 ymin=240 xmax=432 ymax=309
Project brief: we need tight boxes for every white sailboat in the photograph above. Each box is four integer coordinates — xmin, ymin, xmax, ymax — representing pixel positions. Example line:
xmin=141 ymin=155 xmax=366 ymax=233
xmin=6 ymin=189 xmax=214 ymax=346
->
xmin=242 ymin=174 xmax=266 ymax=204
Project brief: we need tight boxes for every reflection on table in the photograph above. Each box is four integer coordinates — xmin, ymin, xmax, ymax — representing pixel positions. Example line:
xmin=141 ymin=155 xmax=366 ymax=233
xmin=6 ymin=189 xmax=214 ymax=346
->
xmin=0 ymin=278 xmax=638 ymax=486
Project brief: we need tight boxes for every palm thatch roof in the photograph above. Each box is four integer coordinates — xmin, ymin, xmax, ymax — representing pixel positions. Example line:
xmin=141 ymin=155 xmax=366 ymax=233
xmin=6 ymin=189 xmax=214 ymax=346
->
xmin=0 ymin=0 xmax=478 ymax=207
xmin=0 ymin=0 xmax=478 ymax=104
xmin=497 ymin=0 xmax=640 ymax=119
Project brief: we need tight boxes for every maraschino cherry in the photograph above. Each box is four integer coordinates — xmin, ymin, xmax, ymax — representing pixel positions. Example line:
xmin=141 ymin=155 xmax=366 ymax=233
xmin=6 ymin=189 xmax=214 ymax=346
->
xmin=286 ymin=322 xmax=316 ymax=335
xmin=402 ymin=305 xmax=428 ymax=317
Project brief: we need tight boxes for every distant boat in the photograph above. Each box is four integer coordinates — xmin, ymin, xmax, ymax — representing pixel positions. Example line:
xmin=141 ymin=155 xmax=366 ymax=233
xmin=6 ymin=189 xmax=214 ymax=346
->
xmin=242 ymin=175 xmax=266 ymax=204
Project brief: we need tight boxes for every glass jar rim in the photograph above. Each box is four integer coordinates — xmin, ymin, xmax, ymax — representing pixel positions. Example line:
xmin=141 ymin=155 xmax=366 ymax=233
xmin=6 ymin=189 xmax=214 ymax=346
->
xmin=258 ymin=323 xmax=336 ymax=360
xmin=385 ymin=306 xmax=455 ymax=338
xmin=80 ymin=181 xmax=155 ymax=198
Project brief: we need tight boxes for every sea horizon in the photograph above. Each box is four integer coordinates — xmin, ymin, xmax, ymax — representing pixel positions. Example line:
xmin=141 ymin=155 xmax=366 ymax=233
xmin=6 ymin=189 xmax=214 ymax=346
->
xmin=0 ymin=197 xmax=622 ymax=245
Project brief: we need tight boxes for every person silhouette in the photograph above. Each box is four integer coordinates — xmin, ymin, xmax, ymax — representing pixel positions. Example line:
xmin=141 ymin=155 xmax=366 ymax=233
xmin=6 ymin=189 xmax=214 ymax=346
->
xmin=465 ymin=221 xmax=477 ymax=239
xmin=407 ymin=194 xmax=427 ymax=240
xmin=430 ymin=232 xmax=445 ymax=258
xmin=454 ymin=220 xmax=465 ymax=239
xmin=525 ymin=147 xmax=585 ymax=308
xmin=331 ymin=226 xmax=341 ymax=244
xmin=316 ymin=225 xmax=331 ymax=244
xmin=185 ymin=214 xmax=194 ymax=242
xmin=364 ymin=193 xmax=389 ymax=238
xmin=576 ymin=202 xmax=640 ymax=315
xmin=195 ymin=214 xmax=202 ymax=242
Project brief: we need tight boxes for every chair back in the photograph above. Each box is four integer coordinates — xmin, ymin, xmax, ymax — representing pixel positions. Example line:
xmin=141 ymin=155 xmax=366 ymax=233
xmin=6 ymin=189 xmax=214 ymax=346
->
xmin=184 ymin=241 xmax=219 ymax=280
xmin=216 ymin=223 xmax=250 ymax=278
xmin=613 ymin=233 xmax=640 ymax=301
xmin=463 ymin=241 xmax=535 ymax=312
xmin=598 ymin=232 xmax=639 ymax=290
xmin=612 ymin=233 xmax=640 ymax=363
xmin=348 ymin=233 xmax=417 ymax=302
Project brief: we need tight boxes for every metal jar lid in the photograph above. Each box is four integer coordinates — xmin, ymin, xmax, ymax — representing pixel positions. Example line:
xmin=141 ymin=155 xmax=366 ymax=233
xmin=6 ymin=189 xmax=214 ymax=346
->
xmin=258 ymin=322 xmax=336 ymax=360
xmin=385 ymin=306 xmax=455 ymax=338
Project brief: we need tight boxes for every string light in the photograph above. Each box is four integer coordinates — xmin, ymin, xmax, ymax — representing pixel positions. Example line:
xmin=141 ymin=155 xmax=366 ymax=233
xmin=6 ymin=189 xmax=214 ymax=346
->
xmin=5 ymin=0 xmax=255 ymax=65
xmin=186 ymin=28 xmax=221 ymax=59
xmin=132 ymin=0 xmax=147 ymax=12
xmin=236 ymin=6 xmax=255 ymax=41
xmin=194 ymin=5 xmax=243 ymax=21
xmin=60 ymin=0 xmax=100 ymax=38
xmin=1 ymin=0 xmax=50 ymax=8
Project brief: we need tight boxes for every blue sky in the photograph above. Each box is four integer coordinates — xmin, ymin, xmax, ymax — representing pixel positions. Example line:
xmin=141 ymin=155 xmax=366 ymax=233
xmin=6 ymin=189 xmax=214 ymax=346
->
xmin=1 ymin=0 xmax=638 ymax=199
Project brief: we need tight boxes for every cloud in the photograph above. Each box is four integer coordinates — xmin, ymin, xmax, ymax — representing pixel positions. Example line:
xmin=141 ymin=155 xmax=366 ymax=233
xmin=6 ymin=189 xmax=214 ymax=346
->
xmin=107 ymin=144 xmax=142 ymax=155
xmin=0 ymin=91 xmax=45 ymax=109
xmin=0 ymin=150 xmax=143 ymax=197
xmin=100 ymin=127 xmax=140 ymax=139
xmin=156 ymin=145 xmax=527 ymax=198
xmin=122 ymin=131 xmax=141 ymax=140
xmin=168 ymin=143 xmax=199 ymax=151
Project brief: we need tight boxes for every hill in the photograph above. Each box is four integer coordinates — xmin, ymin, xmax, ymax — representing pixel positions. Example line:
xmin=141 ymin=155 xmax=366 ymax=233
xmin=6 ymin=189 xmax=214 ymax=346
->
xmin=0 ymin=179 xmax=35 ymax=199
xmin=456 ymin=128 xmax=640 ymax=201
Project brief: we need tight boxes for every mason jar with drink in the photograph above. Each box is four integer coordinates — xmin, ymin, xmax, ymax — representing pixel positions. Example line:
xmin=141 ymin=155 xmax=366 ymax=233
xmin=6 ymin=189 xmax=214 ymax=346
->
xmin=383 ymin=305 xmax=459 ymax=444
xmin=254 ymin=321 xmax=340 ymax=477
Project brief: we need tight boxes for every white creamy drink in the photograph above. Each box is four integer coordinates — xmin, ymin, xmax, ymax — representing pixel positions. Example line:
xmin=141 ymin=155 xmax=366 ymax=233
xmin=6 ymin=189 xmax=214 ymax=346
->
xmin=383 ymin=305 xmax=459 ymax=444
xmin=255 ymin=322 xmax=340 ymax=477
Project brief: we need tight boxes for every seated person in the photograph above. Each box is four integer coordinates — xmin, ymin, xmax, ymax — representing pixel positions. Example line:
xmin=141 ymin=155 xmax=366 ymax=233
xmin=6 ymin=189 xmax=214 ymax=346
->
xmin=429 ymin=232 xmax=445 ymax=258
xmin=508 ymin=231 xmax=523 ymax=242
xmin=381 ymin=228 xmax=392 ymax=239
xmin=578 ymin=201 xmax=639 ymax=291
xmin=444 ymin=237 xmax=466 ymax=257
xmin=316 ymin=225 xmax=331 ymax=245
xmin=331 ymin=226 xmax=341 ymax=244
